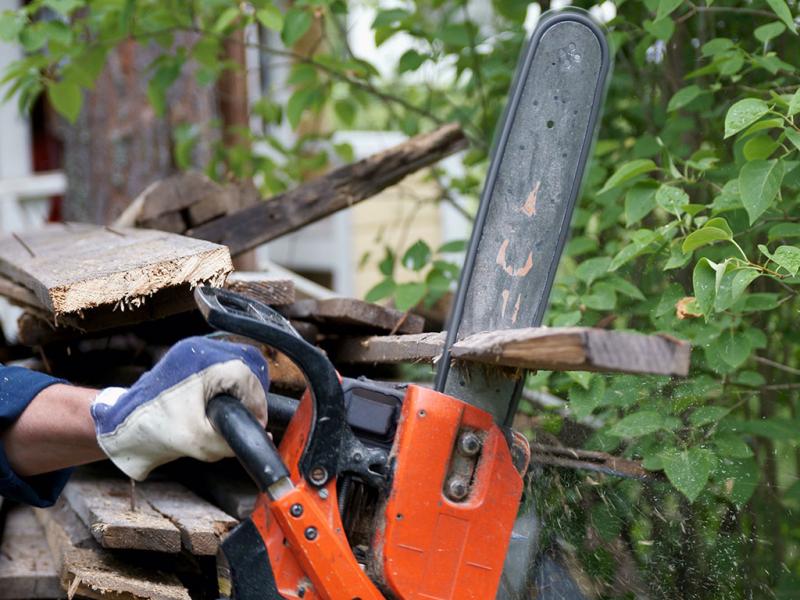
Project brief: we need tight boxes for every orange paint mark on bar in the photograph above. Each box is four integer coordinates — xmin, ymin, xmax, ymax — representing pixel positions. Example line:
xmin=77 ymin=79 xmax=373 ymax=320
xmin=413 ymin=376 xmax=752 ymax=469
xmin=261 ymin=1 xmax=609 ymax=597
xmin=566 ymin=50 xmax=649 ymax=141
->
xmin=521 ymin=181 xmax=540 ymax=217
xmin=497 ymin=240 xmax=534 ymax=278
xmin=511 ymin=294 xmax=521 ymax=324
xmin=501 ymin=289 xmax=510 ymax=317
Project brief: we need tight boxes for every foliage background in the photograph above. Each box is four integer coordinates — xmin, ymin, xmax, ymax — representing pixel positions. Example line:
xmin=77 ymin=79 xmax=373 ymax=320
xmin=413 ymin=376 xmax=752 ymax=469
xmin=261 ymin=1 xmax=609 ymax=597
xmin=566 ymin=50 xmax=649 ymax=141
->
xmin=2 ymin=0 xmax=800 ymax=596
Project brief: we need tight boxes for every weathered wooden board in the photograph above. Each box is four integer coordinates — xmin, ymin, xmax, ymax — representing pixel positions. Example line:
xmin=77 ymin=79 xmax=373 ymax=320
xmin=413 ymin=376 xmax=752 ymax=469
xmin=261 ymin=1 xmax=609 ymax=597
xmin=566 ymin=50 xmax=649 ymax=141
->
xmin=283 ymin=298 xmax=424 ymax=334
xmin=139 ymin=481 xmax=237 ymax=556
xmin=328 ymin=328 xmax=690 ymax=376
xmin=0 ymin=224 xmax=232 ymax=317
xmin=450 ymin=328 xmax=691 ymax=376
xmin=0 ymin=506 xmax=62 ymax=599
xmin=34 ymin=500 xmax=190 ymax=600
xmin=174 ymin=460 xmax=257 ymax=520
xmin=225 ymin=276 xmax=296 ymax=307
xmin=62 ymin=475 xmax=182 ymax=553
xmin=189 ymin=124 xmax=467 ymax=255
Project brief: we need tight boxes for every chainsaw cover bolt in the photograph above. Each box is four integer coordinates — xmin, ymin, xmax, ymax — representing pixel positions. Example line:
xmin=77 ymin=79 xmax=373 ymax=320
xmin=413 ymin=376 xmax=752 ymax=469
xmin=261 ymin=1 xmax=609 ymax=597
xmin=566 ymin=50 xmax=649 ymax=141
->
xmin=290 ymin=503 xmax=303 ymax=517
xmin=446 ymin=477 xmax=469 ymax=501
xmin=309 ymin=466 xmax=328 ymax=485
xmin=458 ymin=431 xmax=482 ymax=457
xmin=304 ymin=526 xmax=318 ymax=541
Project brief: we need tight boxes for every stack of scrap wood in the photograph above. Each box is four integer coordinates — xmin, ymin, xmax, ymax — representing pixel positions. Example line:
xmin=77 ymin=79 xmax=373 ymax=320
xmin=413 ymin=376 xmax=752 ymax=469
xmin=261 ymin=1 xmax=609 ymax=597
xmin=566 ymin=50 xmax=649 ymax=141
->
xmin=0 ymin=120 xmax=693 ymax=598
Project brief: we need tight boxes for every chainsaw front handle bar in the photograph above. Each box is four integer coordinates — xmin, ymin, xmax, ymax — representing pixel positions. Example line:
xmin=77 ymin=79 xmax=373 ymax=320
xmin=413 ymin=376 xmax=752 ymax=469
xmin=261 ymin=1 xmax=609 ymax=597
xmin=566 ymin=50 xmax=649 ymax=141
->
xmin=206 ymin=394 xmax=292 ymax=498
xmin=195 ymin=286 xmax=346 ymax=487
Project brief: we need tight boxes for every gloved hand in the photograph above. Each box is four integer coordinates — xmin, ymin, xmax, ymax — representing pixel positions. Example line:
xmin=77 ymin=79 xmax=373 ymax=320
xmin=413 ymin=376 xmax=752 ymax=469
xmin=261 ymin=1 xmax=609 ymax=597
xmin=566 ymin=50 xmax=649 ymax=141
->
xmin=91 ymin=336 xmax=269 ymax=480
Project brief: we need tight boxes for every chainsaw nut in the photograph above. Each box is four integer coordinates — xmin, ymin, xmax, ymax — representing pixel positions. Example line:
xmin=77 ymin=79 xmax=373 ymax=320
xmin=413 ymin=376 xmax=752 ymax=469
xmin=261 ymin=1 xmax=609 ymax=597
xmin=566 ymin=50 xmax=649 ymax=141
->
xmin=304 ymin=526 xmax=318 ymax=541
xmin=309 ymin=466 xmax=328 ymax=485
xmin=457 ymin=431 xmax=482 ymax=457
xmin=290 ymin=503 xmax=304 ymax=517
xmin=445 ymin=477 xmax=469 ymax=501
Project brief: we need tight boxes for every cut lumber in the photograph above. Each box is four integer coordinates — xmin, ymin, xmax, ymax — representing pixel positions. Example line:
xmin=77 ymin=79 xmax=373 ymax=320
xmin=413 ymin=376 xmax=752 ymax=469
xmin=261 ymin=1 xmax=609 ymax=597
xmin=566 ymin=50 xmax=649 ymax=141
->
xmin=225 ymin=276 xmax=295 ymax=306
xmin=139 ymin=481 xmax=237 ymax=556
xmin=189 ymin=124 xmax=467 ymax=255
xmin=328 ymin=331 xmax=446 ymax=365
xmin=0 ymin=274 xmax=43 ymax=311
xmin=174 ymin=460 xmax=257 ymax=520
xmin=450 ymin=328 xmax=691 ymax=376
xmin=34 ymin=500 xmax=190 ymax=600
xmin=282 ymin=298 xmax=424 ymax=334
xmin=62 ymin=475 xmax=182 ymax=553
xmin=328 ymin=328 xmax=690 ymax=376
xmin=0 ymin=224 xmax=232 ymax=317
xmin=0 ymin=506 xmax=62 ymax=599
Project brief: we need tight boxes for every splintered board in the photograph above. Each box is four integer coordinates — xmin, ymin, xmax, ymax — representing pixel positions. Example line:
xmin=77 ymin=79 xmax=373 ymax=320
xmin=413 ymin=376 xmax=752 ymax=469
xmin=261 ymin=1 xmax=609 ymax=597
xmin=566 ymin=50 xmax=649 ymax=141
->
xmin=329 ymin=327 xmax=690 ymax=377
xmin=0 ymin=224 xmax=232 ymax=317
xmin=0 ymin=506 xmax=62 ymax=599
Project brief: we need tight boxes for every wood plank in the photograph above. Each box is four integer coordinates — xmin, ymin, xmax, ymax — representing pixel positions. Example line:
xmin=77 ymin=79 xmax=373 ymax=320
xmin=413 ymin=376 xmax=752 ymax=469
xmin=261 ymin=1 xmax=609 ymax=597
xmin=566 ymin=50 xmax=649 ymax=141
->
xmin=174 ymin=460 xmax=257 ymax=520
xmin=328 ymin=328 xmax=690 ymax=376
xmin=34 ymin=501 xmax=190 ymax=600
xmin=62 ymin=475 xmax=182 ymax=553
xmin=450 ymin=328 xmax=691 ymax=376
xmin=189 ymin=124 xmax=467 ymax=255
xmin=0 ymin=506 xmax=62 ymax=599
xmin=0 ymin=275 xmax=44 ymax=310
xmin=0 ymin=224 xmax=232 ymax=317
xmin=225 ymin=276 xmax=295 ymax=306
xmin=282 ymin=298 xmax=424 ymax=334
xmin=327 ymin=331 xmax=445 ymax=364
xmin=139 ymin=482 xmax=237 ymax=556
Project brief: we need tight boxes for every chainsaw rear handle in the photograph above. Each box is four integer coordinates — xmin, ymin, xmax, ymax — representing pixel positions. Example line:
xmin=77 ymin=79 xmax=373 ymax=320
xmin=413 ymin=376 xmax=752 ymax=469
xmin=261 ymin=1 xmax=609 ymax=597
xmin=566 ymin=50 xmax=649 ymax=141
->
xmin=206 ymin=394 xmax=290 ymax=494
xmin=194 ymin=286 xmax=346 ymax=487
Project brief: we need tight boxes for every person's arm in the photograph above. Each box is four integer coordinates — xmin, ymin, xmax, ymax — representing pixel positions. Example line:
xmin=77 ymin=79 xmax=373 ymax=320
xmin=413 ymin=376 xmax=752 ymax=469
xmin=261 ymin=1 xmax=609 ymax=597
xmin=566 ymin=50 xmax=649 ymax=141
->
xmin=0 ymin=336 xmax=270 ymax=507
xmin=1 ymin=384 xmax=104 ymax=477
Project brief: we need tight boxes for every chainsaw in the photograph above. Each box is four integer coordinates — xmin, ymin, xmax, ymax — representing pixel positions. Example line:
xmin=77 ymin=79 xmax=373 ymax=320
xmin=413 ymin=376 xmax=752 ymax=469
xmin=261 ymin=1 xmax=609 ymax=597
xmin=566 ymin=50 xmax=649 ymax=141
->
xmin=195 ymin=9 xmax=610 ymax=600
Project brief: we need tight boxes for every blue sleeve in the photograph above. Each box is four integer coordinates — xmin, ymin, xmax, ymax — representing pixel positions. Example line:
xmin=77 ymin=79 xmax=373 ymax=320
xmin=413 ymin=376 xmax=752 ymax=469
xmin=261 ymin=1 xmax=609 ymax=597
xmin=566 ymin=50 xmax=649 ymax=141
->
xmin=0 ymin=365 xmax=73 ymax=507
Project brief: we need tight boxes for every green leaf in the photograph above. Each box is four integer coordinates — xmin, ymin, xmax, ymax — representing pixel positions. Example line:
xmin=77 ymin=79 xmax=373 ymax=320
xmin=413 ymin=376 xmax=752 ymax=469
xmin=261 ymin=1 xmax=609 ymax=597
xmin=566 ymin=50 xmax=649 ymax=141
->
xmin=583 ymin=282 xmax=617 ymax=311
xmin=608 ymin=411 xmax=665 ymax=437
xmin=656 ymin=0 xmax=683 ymax=20
xmin=739 ymin=159 xmax=784 ymax=224
xmin=667 ymin=85 xmax=701 ymax=112
xmin=765 ymin=0 xmax=797 ymax=33
xmin=655 ymin=184 xmax=689 ymax=215
xmin=378 ymin=247 xmax=395 ymax=276
xmin=713 ymin=434 xmax=753 ymax=458
xmin=256 ymin=5 xmax=283 ymax=31
xmin=690 ymin=406 xmax=730 ymax=427
xmin=702 ymin=38 xmax=733 ymax=57
xmin=718 ymin=457 xmax=759 ymax=505
xmin=755 ymin=21 xmax=786 ymax=43
xmin=768 ymin=222 xmax=800 ymax=241
xmin=394 ymin=282 xmax=426 ymax=311
xmin=569 ymin=377 xmax=605 ymax=419
xmin=282 ymin=9 xmax=312 ymax=46
xmin=599 ymin=159 xmax=658 ymax=194
xmin=334 ymin=99 xmax=356 ymax=126
xmin=365 ymin=278 xmax=395 ymax=303
xmin=662 ymin=447 xmax=715 ymax=502
xmin=402 ymin=240 xmax=431 ymax=271
xmin=682 ymin=227 xmax=731 ymax=253
xmin=759 ymin=244 xmax=800 ymax=275
xmin=789 ymin=88 xmax=800 ymax=117
xmin=286 ymin=87 xmax=317 ymax=128
xmin=724 ymin=98 xmax=769 ymax=138
xmin=42 ymin=0 xmax=83 ymax=16
xmin=0 ymin=11 xmax=25 ymax=41
xmin=624 ymin=182 xmax=658 ymax=226
xmin=212 ymin=7 xmax=240 ymax=33
xmin=46 ymin=80 xmax=82 ymax=123
xmin=605 ymin=276 xmax=645 ymax=300
xmin=743 ymin=135 xmax=779 ymax=161
xmin=398 ymin=49 xmax=424 ymax=73
xmin=785 ymin=128 xmax=800 ymax=152
xmin=438 ymin=240 xmax=466 ymax=253
xmin=575 ymin=257 xmax=611 ymax=286
xmin=693 ymin=258 xmax=717 ymax=316
xmin=644 ymin=17 xmax=675 ymax=40
xmin=711 ymin=329 xmax=751 ymax=367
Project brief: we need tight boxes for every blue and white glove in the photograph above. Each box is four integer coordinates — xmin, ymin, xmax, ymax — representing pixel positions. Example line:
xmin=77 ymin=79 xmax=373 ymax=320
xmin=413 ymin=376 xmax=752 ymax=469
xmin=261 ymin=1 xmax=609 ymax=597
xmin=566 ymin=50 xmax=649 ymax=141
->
xmin=91 ymin=337 xmax=269 ymax=480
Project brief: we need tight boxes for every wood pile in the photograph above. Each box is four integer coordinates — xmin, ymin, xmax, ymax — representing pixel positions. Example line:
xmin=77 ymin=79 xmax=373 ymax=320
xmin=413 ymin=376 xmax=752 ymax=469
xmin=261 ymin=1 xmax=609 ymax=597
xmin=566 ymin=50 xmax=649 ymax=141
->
xmin=0 ymin=122 xmax=692 ymax=598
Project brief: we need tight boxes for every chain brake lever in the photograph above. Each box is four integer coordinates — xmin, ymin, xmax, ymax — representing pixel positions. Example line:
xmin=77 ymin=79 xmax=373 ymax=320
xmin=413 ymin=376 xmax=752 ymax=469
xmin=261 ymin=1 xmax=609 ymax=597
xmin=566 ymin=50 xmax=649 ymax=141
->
xmin=194 ymin=286 xmax=346 ymax=488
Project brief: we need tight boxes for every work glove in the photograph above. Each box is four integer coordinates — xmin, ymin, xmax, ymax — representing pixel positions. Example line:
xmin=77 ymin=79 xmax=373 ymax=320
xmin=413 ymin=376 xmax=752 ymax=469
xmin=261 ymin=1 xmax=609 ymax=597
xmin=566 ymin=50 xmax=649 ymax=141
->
xmin=91 ymin=336 xmax=269 ymax=480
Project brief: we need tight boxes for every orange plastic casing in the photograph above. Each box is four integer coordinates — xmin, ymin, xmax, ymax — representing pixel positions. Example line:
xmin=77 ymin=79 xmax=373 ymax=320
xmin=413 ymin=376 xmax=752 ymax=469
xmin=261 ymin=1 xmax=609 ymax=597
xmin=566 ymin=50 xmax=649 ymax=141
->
xmin=248 ymin=383 xmax=526 ymax=600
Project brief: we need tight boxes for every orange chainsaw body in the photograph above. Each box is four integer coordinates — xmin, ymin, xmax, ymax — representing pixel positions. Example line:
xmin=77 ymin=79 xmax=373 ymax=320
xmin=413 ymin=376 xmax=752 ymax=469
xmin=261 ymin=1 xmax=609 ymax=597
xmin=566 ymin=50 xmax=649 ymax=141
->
xmin=248 ymin=384 xmax=528 ymax=600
